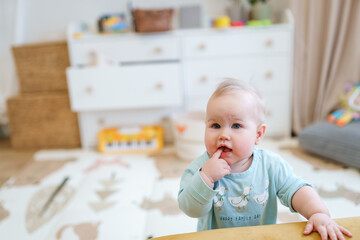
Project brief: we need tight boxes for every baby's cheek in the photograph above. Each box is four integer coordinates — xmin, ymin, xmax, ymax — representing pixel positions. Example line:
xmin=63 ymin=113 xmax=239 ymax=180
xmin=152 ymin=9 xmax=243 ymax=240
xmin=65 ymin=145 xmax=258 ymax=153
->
xmin=204 ymin=137 xmax=215 ymax=154
xmin=234 ymin=142 xmax=253 ymax=155
xmin=206 ymin=143 xmax=217 ymax=156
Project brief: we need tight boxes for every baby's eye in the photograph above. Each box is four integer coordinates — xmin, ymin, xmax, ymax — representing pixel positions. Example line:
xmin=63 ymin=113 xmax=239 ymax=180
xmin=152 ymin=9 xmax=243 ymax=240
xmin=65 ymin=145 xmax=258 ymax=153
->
xmin=232 ymin=123 xmax=241 ymax=129
xmin=211 ymin=123 xmax=221 ymax=129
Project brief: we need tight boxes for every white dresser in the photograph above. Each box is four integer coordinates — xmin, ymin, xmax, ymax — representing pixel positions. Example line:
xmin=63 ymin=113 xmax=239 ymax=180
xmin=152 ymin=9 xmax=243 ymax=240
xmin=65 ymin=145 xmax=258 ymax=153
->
xmin=67 ymin=17 xmax=293 ymax=148
xmin=181 ymin=27 xmax=293 ymax=137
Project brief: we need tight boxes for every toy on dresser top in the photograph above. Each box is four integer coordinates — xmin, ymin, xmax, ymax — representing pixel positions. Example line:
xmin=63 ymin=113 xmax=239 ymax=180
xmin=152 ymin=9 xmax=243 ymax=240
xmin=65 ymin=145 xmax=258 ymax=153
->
xmin=98 ymin=125 xmax=163 ymax=154
xmin=328 ymin=82 xmax=360 ymax=126
xmin=98 ymin=13 xmax=129 ymax=33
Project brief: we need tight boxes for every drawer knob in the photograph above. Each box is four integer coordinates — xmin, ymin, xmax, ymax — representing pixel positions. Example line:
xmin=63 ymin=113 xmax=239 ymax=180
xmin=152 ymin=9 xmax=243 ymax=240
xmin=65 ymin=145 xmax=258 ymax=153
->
xmin=265 ymin=39 xmax=273 ymax=47
xmin=155 ymin=82 xmax=163 ymax=89
xmin=198 ymin=43 xmax=206 ymax=51
xmin=97 ymin=118 xmax=105 ymax=125
xmin=153 ymin=47 xmax=163 ymax=54
xmin=200 ymin=76 xmax=208 ymax=83
xmin=265 ymin=110 xmax=272 ymax=117
xmin=85 ymin=86 xmax=93 ymax=93
xmin=265 ymin=71 xmax=273 ymax=79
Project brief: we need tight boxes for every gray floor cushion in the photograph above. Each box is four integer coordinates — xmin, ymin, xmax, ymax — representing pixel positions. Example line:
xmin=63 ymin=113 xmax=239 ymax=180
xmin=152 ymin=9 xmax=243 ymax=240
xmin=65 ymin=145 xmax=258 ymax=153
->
xmin=298 ymin=121 xmax=360 ymax=169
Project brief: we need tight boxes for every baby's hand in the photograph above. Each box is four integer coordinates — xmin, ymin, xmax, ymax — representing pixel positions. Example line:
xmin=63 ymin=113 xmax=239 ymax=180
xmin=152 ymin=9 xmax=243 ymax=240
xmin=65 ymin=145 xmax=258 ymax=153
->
xmin=200 ymin=149 xmax=231 ymax=188
xmin=304 ymin=213 xmax=352 ymax=240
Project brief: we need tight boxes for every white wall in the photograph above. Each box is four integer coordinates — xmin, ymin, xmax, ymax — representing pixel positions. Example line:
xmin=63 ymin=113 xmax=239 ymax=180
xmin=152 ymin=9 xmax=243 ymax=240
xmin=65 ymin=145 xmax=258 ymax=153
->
xmin=12 ymin=0 xmax=228 ymax=44
xmin=0 ymin=0 xmax=18 ymax=128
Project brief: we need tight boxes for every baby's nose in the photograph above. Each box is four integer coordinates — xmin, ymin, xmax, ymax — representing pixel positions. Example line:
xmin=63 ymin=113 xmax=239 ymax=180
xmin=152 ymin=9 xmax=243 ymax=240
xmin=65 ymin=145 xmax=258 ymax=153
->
xmin=219 ymin=128 xmax=231 ymax=141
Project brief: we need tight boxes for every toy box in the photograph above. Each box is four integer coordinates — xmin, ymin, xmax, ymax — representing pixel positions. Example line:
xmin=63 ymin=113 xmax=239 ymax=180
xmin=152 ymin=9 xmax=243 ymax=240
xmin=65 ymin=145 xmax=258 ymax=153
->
xmin=98 ymin=125 xmax=163 ymax=154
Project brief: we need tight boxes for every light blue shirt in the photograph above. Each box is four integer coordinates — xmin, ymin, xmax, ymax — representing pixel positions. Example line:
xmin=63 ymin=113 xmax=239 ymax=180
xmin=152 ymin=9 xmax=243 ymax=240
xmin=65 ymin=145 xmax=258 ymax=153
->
xmin=178 ymin=148 xmax=310 ymax=231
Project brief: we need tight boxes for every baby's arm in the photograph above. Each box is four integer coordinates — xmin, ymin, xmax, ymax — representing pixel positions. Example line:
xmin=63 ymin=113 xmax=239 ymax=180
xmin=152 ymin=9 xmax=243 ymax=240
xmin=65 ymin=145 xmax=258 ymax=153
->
xmin=292 ymin=186 xmax=352 ymax=240
xmin=178 ymin=150 xmax=228 ymax=218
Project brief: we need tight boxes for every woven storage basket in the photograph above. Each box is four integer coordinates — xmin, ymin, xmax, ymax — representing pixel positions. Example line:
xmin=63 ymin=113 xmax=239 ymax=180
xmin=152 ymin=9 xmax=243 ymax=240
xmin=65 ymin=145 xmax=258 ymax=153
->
xmin=12 ymin=42 xmax=70 ymax=93
xmin=7 ymin=92 xmax=81 ymax=149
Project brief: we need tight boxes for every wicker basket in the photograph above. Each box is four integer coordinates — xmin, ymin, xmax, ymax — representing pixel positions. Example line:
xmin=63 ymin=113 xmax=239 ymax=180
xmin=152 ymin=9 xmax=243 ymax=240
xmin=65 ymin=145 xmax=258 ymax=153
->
xmin=12 ymin=42 xmax=70 ymax=93
xmin=132 ymin=9 xmax=174 ymax=33
xmin=6 ymin=92 xmax=81 ymax=149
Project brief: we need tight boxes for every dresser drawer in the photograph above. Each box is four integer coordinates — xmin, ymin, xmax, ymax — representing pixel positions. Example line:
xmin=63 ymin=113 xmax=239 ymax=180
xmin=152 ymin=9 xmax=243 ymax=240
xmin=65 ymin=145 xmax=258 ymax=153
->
xmin=183 ymin=30 xmax=290 ymax=59
xmin=67 ymin=63 xmax=182 ymax=111
xmin=263 ymin=94 xmax=291 ymax=137
xmin=183 ymin=56 xmax=290 ymax=97
xmin=70 ymin=35 xmax=180 ymax=66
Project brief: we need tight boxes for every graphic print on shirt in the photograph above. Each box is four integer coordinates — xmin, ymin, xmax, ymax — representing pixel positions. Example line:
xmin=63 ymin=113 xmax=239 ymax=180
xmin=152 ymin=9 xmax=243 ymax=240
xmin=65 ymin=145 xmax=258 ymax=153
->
xmin=213 ymin=186 xmax=228 ymax=211
xmin=253 ymin=180 xmax=269 ymax=207
xmin=228 ymin=186 xmax=252 ymax=211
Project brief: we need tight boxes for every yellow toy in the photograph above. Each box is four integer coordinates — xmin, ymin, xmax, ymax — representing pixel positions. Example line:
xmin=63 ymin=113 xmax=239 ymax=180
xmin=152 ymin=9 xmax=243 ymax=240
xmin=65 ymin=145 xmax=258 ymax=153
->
xmin=214 ymin=16 xmax=231 ymax=28
xmin=98 ymin=125 xmax=163 ymax=154
xmin=328 ymin=83 xmax=360 ymax=126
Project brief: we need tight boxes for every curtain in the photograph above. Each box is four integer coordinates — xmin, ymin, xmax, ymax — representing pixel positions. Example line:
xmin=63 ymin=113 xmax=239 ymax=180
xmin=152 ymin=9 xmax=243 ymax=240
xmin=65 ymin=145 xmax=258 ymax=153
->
xmin=291 ymin=0 xmax=360 ymax=134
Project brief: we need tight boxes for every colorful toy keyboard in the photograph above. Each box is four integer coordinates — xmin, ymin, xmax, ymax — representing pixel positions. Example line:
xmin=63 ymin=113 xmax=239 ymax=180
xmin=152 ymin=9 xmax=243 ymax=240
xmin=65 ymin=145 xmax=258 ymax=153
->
xmin=98 ymin=125 xmax=163 ymax=154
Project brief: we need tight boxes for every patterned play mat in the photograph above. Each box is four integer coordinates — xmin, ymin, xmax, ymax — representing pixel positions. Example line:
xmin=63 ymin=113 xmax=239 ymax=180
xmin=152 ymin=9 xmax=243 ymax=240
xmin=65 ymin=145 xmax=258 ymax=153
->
xmin=0 ymin=138 xmax=359 ymax=239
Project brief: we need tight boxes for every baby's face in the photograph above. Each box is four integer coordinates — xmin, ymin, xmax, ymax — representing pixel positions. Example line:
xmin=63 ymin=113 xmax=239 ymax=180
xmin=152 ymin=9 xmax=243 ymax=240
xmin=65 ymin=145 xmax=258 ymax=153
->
xmin=205 ymin=92 xmax=263 ymax=167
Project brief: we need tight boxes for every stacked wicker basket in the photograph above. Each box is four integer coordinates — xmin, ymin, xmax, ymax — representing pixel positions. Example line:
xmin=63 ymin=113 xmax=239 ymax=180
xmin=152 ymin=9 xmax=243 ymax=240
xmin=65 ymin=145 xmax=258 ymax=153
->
xmin=7 ymin=42 xmax=81 ymax=149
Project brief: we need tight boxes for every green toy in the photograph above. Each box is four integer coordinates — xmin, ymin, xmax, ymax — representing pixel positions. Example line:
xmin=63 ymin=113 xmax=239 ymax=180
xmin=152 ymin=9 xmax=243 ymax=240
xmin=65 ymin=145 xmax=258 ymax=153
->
xmin=247 ymin=19 xmax=272 ymax=26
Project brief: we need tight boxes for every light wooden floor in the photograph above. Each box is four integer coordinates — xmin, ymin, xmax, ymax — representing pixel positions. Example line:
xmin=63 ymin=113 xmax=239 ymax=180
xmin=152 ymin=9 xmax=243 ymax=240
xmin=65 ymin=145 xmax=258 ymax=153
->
xmin=0 ymin=138 xmax=35 ymax=186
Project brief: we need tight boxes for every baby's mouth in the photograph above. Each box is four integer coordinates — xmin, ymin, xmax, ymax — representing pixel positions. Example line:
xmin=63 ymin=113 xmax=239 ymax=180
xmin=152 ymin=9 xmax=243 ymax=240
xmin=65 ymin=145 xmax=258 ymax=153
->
xmin=218 ymin=146 xmax=232 ymax=153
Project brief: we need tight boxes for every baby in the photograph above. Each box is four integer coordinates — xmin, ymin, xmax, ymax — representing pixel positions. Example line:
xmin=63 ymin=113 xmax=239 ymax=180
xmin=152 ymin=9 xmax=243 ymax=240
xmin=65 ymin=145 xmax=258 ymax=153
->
xmin=178 ymin=79 xmax=352 ymax=240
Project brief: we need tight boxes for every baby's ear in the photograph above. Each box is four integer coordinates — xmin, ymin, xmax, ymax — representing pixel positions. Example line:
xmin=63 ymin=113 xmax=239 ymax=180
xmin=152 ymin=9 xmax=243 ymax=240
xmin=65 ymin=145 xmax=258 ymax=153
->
xmin=255 ymin=124 xmax=266 ymax=145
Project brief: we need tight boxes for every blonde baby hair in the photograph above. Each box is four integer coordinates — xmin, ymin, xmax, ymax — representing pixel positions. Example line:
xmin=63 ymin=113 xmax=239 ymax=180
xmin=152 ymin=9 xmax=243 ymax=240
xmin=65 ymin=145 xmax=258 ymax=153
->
xmin=210 ymin=78 xmax=266 ymax=123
